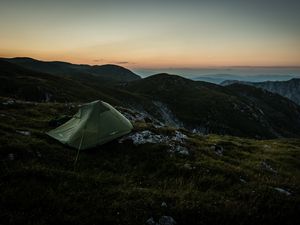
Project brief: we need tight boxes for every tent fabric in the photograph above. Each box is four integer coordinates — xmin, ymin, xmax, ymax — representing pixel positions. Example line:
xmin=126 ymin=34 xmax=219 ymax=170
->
xmin=47 ymin=100 xmax=133 ymax=150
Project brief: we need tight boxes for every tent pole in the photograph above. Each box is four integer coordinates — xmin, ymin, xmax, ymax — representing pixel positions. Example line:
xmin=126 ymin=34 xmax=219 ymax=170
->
xmin=73 ymin=129 xmax=84 ymax=171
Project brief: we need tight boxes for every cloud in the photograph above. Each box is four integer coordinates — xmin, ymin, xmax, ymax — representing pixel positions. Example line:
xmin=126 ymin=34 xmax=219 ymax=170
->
xmin=112 ymin=61 xmax=130 ymax=64
xmin=93 ymin=59 xmax=104 ymax=63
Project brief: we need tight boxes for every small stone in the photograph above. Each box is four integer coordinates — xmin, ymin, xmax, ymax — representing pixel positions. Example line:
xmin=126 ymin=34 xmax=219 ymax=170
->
xmin=261 ymin=161 xmax=277 ymax=174
xmin=274 ymin=187 xmax=291 ymax=196
xmin=159 ymin=216 xmax=176 ymax=225
xmin=16 ymin=130 xmax=31 ymax=136
xmin=161 ymin=202 xmax=167 ymax=208
xmin=8 ymin=153 xmax=14 ymax=161
xmin=146 ymin=217 xmax=156 ymax=225
xmin=240 ymin=178 xmax=247 ymax=183
xmin=2 ymin=100 xmax=15 ymax=105
xmin=183 ymin=163 xmax=193 ymax=170
xmin=171 ymin=131 xmax=187 ymax=143
xmin=119 ymin=130 xmax=169 ymax=145
xmin=173 ymin=145 xmax=189 ymax=156
xmin=211 ymin=144 xmax=224 ymax=156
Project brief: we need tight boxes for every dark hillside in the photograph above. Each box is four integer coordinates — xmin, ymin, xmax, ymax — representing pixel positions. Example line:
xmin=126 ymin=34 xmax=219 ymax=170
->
xmin=1 ymin=57 xmax=141 ymax=82
xmin=126 ymin=74 xmax=300 ymax=138
xmin=0 ymin=60 xmax=117 ymax=103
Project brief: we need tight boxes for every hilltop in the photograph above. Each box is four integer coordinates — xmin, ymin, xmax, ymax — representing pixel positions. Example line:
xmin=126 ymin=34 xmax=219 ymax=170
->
xmin=125 ymin=74 xmax=300 ymax=138
xmin=1 ymin=57 xmax=141 ymax=82
xmin=0 ymin=60 xmax=119 ymax=103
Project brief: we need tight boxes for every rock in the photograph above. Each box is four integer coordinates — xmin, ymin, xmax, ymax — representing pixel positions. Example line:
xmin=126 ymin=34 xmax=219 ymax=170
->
xmin=240 ymin=178 xmax=247 ymax=183
xmin=118 ymin=107 xmax=156 ymax=124
xmin=146 ymin=216 xmax=176 ymax=225
xmin=119 ymin=130 xmax=169 ymax=145
xmin=2 ymin=99 xmax=15 ymax=105
xmin=183 ymin=163 xmax=193 ymax=170
xmin=161 ymin=202 xmax=167 ymax=208
xmin=44 ymin=92 xmax=52 ymax=102
xmin=144 ymin=117 xmax=153 ymax=123
xmin=178 ymin=147 xmax=189 ymax=156
xmin=274 ymin=187 xmax=291 ymax=196
xmin=211 ymin=144 xmax=224 ymax=156
xmin=8 ymin=153 xmax=15 ymax=161
xmin=171 ymin=145 xmax=189 ymax=156
xmin=159 ymin=216 xmax=176 ymax=225
xmin=261 ymin=161 xmax=277 ymax=174
xmin=191 ymin=126 xmax=208 ymax=134
xmin=171 ymin=131 xmax=187 ymax=143
xmin=36 ymin=151 xmax=42 ymax=158
xmin=49 ymin=115 xmax=72 ymax=127
xmin=0 ymin=113 xmax=16 ymax=120
xmin=146 ymin=217 xmax=156 ymax=225
xmin=16 ymin=130 xmax=31 ymax=136
xmin=152 ymin=101 xmax=183 ymax=128
xmin=153 ymin=122 xmax=165 ymax=129
xmin=119 ymin=129 xmax=191 ymax=157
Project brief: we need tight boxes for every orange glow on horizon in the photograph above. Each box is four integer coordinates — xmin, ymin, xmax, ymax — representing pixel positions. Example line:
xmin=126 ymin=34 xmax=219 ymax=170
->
xmin=1 ymin=51 xmax=299 ymax=70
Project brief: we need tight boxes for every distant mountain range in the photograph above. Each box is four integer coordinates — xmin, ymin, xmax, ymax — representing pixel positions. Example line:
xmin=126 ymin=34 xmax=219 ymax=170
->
xmin=221 ymin=79 xmax=300 ymax=105
xmin=193 ymin=74 xmax=299 ymax=84
xmin=1 ymin=57 xmax=300 ymax=139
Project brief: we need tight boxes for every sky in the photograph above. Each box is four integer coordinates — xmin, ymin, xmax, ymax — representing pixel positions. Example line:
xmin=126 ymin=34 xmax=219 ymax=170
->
xmin=1 ymin=0 xmax=300 ymax=73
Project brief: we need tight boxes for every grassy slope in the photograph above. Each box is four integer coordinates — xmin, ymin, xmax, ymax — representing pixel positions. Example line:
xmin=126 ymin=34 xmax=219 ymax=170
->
xmin=0 ymin=99 xmax=299 ymax=225
xmin=227 ymin=83 xmax=300 ymax=136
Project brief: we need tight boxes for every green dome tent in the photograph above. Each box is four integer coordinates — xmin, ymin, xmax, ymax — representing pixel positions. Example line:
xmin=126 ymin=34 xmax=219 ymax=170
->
xmin=47 ymin=100 xmax=133 ymax=150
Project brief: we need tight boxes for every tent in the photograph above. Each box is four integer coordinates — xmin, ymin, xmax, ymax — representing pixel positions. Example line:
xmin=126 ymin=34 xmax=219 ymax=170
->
xmin=47 ymin=100 xmax=133 ymax=150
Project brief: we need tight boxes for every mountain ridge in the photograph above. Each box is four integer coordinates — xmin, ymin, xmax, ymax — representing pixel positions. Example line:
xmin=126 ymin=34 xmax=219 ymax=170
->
xmin=194 ymin=74 xmax=299 ymax=84
xmin=1 ymin=57 xmax=141 ymax=82
xmin=221 ymin=78 xmax=300 ymax=105
xmin=125 ymin=74 xmax=300 ymax=138
xmin=0 ymin=59 xmax=119 ymax=103
xmin=1 ymin=59 xmax=300 ymax=139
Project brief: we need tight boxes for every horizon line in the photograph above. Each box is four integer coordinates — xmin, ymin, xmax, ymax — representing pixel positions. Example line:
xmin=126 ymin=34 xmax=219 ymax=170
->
xmin=2 ymin=56 xmax=300 ymax=70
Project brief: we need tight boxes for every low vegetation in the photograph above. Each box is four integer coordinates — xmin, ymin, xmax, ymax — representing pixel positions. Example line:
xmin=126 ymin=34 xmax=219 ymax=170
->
xmin=0 ymin=99 xmax=299 ymax=225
